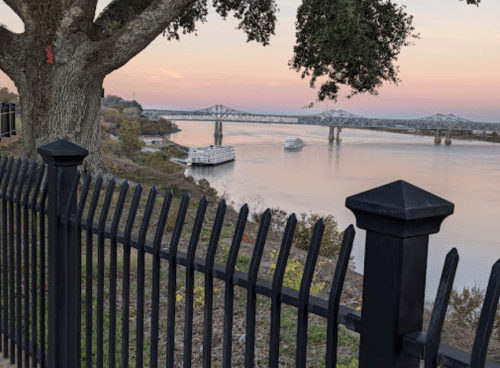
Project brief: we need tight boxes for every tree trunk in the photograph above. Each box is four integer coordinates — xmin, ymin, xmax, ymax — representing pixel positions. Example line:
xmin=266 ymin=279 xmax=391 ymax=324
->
xmin=0 ymin=0 xmax=201 ymax=179
xmin=13 ymin=34 xmax=110 ymax=177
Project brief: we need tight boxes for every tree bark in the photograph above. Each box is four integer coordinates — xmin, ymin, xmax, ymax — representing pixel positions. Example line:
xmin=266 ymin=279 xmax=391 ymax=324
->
xmin=17 ymin=67 xmax=107 ymax=176
xmin=11 ymin=28 xmax=109 ymax=176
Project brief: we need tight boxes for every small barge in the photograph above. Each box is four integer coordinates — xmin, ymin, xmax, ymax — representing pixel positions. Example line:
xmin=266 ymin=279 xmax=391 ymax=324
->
xmin=284 ymin=137 xmax=304 ymax=149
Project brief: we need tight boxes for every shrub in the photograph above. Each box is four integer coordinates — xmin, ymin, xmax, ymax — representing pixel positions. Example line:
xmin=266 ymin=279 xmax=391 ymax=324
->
xmin=338 ymin=360 xmax=358 ymax=368
xmin=131 ymin=152 xmax=151 ymax=166
xmin=146 ymin=152 xmax=167 ymax=168
xmin=100 ymin=120 xmax=111 ymax=138
xmin=163 ymin=160 xmax=182 ymax=175
xmin=102 ymin=138 xmax=122 ymax=157
xmin=159 ymin=183 xmax=181 ymax=196
xmin=183 ymin=175 xmax=196 ymax=184
xmin=269 ymin=250 xmax=324 ymax=293
xmin=197 ymin=178 xmax=211 ymax=191
xmin=252 ymin=207 xmax=352 ymax=265
xmin=197 ymin=178 xmax=218 ymax=198
xmin=252 ymin=207 xmax=289 ymax=233
xmin=206 ymin=187 xmax=218 ymax=198
xmin=428 ymin=281 xmax=500 ymax=342
xmin=293 ymin=212 xmax=344 ymax=261
xmin=447 ymin=282 xmax=484 ymax=333
xmin=117 ymin=120 xmax=144 ymax=156
xmin=269 ymin=207 xmax=289 ymax=233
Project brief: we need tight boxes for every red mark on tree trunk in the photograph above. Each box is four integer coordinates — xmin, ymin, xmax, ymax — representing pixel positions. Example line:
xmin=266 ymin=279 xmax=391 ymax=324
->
xmin=45 ymin=45 xmax=54 ymax=64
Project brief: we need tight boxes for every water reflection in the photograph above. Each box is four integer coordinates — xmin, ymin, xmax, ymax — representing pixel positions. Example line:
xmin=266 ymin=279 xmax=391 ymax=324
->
xmin=187 ymin=160 xmax=235 ymax=179
xmin=170 ymin=120 xmax=500 ymax=303
xmin=214 ymin=135 xmax=223 ymax=146
xmin=283 ymin=146 xmax=303 ymax=153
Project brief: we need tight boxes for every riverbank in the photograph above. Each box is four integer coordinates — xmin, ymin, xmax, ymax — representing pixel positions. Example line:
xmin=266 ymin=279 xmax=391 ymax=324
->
xmin=360 ymin=126 xmax=500 ymax=143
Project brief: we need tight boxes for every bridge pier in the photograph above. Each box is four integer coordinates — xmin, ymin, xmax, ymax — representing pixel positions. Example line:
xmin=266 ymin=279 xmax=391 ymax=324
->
xmin=336 ymin=126 xmax=342 ymax=142
xmin=445 ymin=129 xmax=452 ymax=145
xmin=328 ymin=126 xmax=335 ymax=141
xmin=214 ymin=121 xmax=223 ymax=138
xmin=434 ymin=129 xmax=441 ymax=144
xmin=214 ymin=134 xmax=222 ymax=146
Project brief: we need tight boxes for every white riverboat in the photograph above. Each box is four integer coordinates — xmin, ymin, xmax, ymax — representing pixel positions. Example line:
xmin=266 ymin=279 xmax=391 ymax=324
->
xmin=187 ymin=145 xmax=235 ymax=166
xmin=284 ymin=137 xmax=304 ymax=149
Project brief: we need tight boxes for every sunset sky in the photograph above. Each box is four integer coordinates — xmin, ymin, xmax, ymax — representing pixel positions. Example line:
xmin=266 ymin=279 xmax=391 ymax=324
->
xmin=0 ymin=0 xmax=499 ymax=121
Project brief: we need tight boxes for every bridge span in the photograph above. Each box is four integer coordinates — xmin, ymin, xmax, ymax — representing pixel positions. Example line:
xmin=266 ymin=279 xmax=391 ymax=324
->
xmin=141 ymin=104 xmax=500 ymax=145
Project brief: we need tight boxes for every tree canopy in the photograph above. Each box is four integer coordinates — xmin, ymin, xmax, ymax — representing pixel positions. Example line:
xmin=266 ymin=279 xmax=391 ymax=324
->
xmin=117 ymin=120 xmax=144 ymax=156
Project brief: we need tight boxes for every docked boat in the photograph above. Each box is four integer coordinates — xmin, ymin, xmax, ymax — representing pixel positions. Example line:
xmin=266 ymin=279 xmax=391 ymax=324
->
xmin=284 ymin=137 xmax=304 ymax=149
xmin=187 ymin=145 xmax=235 ymax=166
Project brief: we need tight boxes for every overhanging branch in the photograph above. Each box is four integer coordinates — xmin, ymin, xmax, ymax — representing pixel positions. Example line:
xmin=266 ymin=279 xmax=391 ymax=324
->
xmin=0 ymin=24 xmax=19 ymax=77
xmin=91 ymin=0 xmax=194 ymax=75
xmin=64 ymin=0 xmax=100 ymax=27
xmin=92 ymin=0 xmax=155 ymax=35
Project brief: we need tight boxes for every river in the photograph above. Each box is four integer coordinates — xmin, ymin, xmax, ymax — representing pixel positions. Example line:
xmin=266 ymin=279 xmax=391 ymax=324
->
xmin=168 ymin=120 xmax=500 ymax=304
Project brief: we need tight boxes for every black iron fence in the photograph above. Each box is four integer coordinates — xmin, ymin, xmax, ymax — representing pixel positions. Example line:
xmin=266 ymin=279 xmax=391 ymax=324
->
xmin=1 ymin=138 xmax=500 ymax=367
xmin=0 ymin=103 xmax=17 ymax=140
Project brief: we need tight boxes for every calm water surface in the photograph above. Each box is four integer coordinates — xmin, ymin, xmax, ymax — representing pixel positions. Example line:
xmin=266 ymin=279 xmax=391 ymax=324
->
xmin=168 ymin=121 xmax=500 ymax=303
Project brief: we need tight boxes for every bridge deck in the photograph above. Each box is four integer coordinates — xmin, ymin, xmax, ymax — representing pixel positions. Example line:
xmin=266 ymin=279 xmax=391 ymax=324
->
xmin=141 ymin=105 xmax=500 ymax=132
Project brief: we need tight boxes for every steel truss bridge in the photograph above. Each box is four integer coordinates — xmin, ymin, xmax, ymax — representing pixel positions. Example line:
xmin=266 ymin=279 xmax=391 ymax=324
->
xmin=141 ymin=104 xmax=500 ymax=132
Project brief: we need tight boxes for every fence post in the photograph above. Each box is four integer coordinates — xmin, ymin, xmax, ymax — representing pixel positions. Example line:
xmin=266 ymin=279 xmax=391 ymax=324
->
xmin=38 ymin=139 xmax=89 ymax=368
xmin=9 ymin=103 xmax=16 ymax=136
xmin=0 ymin=103 xmax=9 ymax=139
xmin=346 ymin=180 xmax=454 ymax=368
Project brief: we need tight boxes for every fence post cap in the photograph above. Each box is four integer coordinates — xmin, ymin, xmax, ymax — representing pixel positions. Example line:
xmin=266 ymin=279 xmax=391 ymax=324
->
xmin=38 ymin=139 xmax=89 ymax=166
xmin=345 ymin=180 xmax=454 ymax=237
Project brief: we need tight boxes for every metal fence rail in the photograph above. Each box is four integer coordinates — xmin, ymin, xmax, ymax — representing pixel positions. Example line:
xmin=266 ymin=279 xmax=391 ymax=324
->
xmin=1 ymin=139 xmax=500 ymax=367
xmin=0 ymin=103 xmax=17 ymax=140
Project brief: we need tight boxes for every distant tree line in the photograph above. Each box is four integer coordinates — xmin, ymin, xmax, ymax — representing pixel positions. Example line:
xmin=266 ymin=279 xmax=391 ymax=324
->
xmin=0 ymin=87 xmax=19 ymax=104
xmin=101 ymin=95 xmax=143 ymax=112
xmin=100 ymin=94 xmax=180 ymax=158
xmin=100 ymin=95 xmax=179 ymax=137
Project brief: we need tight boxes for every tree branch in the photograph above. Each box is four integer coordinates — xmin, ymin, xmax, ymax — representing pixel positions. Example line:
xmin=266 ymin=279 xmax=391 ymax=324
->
xmin=0 ymin=24 xmax=23 ymax=79
xmin=91 ymin=0 xmax=194 ymax=76
xmin=62 ymin=0 xmax=99 ymax=21
xmin=58 ymin=0 xmax=99 ymax=34
xmin=91 ymin=0 xmax=167 ymax=41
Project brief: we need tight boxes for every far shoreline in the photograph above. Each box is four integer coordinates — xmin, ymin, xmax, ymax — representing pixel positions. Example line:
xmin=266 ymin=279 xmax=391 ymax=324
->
xmin=354 ymin=127 xmax=500 ymax=144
